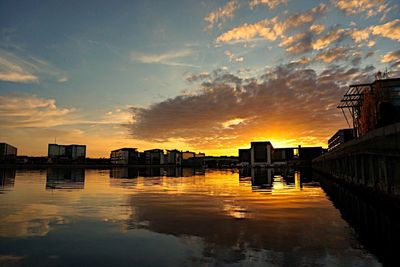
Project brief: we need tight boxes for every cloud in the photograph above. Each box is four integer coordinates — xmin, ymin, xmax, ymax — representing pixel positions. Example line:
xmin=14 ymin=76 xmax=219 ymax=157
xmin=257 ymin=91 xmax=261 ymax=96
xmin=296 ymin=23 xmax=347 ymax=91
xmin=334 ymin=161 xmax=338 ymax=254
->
xmin=350 ymin=28 xmax=370 ymax=42
xmin=279 ymin=32 xmax=306 ymax=47
xmin=312 ymin=28 xmax=348 ymax=50
xmin=130 ymin=49 xmax=197 ymax=67
xmin=204 ymin=1 xmax=238 ymax=29
xmin=58 ymin=76 xmax=68 ymax=83
xmin=314 ymin=46 xmax=352 ymax=63
xmin=224 ymin=50 xmax=244 ymax=63
xmin=103 ymin=106 xmax=133 ymax=124
xmin=283 ymin=3 xmax=327 ymax=29
xmin=0 ymin=95 xmax=133 ymax=129
xmin=186 ymin=72 xmax=210 ymax=83
xmin=280 ymin=32 xmax=313 ymax=54
xmin=0 ymin=56 xmax=38 ymax=83
xmin=381 ymin=49 xmax=400 ymax=63
xmin=216 ymin=18 xmax=280 ymax=42
xmin=249 ymin=0 xmax=287 ymax=10
xmin=309 ymin=24 xmax=326 ymax=35
xmin=0 ymin=95 xmax=76 ymax=128
xmin=216 ymin=3 xmax=327 ymax=43
xmin=333 ymin=0 xmax=389 ymax=17
xmin=370 ymin=19 xmax=400 ymax=41
xmin=0 ymin=51 xmax=67 ymax=83
xmin=128 ymin=63 xmax=375 ymax=149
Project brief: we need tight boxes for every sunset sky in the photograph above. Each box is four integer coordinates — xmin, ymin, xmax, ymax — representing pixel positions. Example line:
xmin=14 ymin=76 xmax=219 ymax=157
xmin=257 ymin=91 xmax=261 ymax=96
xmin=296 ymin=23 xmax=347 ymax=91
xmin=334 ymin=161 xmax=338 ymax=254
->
xmin=1 ymin=0 xmax=399 ymax=157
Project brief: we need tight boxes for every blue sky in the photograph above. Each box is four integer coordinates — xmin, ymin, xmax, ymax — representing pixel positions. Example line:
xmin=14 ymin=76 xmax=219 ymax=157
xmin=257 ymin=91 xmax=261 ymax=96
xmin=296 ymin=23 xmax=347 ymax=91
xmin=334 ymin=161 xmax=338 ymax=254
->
xmin=1 ymin=0 xmax=399 ymax=156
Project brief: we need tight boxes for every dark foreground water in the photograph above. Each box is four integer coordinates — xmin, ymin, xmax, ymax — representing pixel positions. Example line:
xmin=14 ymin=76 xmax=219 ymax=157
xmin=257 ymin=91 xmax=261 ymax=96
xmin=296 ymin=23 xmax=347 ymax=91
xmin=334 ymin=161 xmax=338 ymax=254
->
xmin=0 ymin=168 xmax=395 ymax=266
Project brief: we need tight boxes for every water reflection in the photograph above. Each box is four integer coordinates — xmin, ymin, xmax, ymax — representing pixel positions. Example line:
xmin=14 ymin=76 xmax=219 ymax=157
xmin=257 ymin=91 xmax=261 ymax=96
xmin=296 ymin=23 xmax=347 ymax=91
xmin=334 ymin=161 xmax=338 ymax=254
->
xmin=0 ymin=168 xmax=392 ymax=266
xmin=110 ymin=167 xmax=206 ymax=179
xmin=0 ymin=168 xmax=15 ymax=191
xmin=46 ymin=168 xmax=85 ymax=190
xmin=316 ymin=171 xmax=400 ymax=267
xmin=239 ymin=167 xmax=306 ymax=192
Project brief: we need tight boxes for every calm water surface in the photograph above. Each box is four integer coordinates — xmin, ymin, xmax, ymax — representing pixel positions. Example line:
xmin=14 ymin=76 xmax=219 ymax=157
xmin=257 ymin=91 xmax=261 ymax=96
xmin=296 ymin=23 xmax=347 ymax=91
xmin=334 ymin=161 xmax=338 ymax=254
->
xmin=0 ymin=168 xmax=385 ymax=266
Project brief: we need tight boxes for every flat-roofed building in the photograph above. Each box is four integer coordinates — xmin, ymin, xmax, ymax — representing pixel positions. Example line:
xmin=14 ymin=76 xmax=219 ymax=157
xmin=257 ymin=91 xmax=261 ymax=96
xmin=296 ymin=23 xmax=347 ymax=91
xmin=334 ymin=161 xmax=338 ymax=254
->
xmin=251 ymin=141 xmax=273 ymax=166
xmin=182 ymin=151 xmax=196 ymax=160
xmin=272 ymin=148 xmax=295 ymax=164
xmin=298 ymin=146 xmax=323 ymax=161
xmin=110 ymin=148 xmax=139 ymax=165
xmin=144 ymin=149 xmax=164 ymax=165
xmin=167 ymin=149 xmax=182 ymax=165
xmin=48 ymin=144 xmax=86 ymax=162
xmin=0 ymin=143 xmax=17 ymax=163
xmin=328 ymin=129 xmax=355 ymax=151
xmin=238 ymin=149 xmax=251 ymax=165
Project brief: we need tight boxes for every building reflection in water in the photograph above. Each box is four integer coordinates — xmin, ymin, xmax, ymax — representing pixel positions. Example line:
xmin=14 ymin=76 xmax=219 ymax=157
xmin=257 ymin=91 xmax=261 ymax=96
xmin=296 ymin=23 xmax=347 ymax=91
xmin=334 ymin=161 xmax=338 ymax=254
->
xmin=46 ymin=168 xmax=85 ymax=190
xmin=0 ymin=168 xmax=16 ymax=191
xmin=316 ymin=171 xmax=400 ymax=267
xmin=239 ymin=167 xmax=307 ymax=191
xmin=109 ymin=167 xmax=206 ymax=188
xmin=0 ymin=168 xmax=388 ymax=266
xmin=121 ymin=169 xmax=384 ymax=265
xmin=110 ymin=167 xmax=205 ymax=179
xmin=110 ymin=167 xmax=139 ymax=179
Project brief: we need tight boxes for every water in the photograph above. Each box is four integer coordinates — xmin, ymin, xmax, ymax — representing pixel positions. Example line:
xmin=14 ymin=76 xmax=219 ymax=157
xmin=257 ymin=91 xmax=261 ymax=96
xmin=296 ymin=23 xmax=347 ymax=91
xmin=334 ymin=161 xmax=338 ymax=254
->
xmin=0 ymin=168 xmax=391 ymax=266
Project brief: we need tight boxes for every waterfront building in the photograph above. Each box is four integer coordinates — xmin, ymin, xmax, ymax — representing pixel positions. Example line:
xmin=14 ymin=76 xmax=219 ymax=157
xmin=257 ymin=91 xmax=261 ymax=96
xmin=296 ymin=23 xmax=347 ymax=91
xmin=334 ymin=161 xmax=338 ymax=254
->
xmin=251 ymin=141 xmax=273 ymax=166
xmin=144 ymin=149 xmax=164 ymax=165
xmin=272 ymin=148 xmax=295 ymax=165
xmin=298 ymin=146 xmax=323 ymax=161
xmin=328 ymin=129 xmax=355 ymax=151
xmin=0 ymin=143 xmax=17 ymax=163
xmin=195 ymin=152 xmax=205 ymax=158
xmin=167 ymin=149 xmax=182 ymax=165
xmin=238 ymin=149 xmax=251 ymax=165
xmin=48 ymin=144 xmax=86 ymax=163
xmin=204 ymin=156 xmax=238 ymax=168
xmin=338 ymin=77 xmax=400 ymax=137
xmin=182 ymin=151 xmax=196 ymax=160
xmin=110 ymin=148 xmax=139 ymax=165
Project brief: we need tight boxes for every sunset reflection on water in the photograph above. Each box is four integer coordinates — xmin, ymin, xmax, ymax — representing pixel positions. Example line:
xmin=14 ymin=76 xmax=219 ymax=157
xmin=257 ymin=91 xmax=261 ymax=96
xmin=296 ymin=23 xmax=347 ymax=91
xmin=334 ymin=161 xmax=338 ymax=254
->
xmin=0 ymin=168 xmax=382 ymax=267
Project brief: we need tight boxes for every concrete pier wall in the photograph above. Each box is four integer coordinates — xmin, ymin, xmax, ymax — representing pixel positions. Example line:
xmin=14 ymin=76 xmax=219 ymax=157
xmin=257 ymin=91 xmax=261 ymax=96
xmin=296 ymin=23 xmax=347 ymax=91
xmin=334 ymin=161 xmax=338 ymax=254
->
xmin=313 ymin=123 xmax=400 ymax=198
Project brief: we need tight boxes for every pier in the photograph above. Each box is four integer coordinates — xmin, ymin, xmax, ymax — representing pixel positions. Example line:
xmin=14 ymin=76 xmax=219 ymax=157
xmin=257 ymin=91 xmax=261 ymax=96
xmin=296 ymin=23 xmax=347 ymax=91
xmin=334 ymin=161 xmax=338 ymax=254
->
xmin=313 ymin=123 xmax=400 ymax=199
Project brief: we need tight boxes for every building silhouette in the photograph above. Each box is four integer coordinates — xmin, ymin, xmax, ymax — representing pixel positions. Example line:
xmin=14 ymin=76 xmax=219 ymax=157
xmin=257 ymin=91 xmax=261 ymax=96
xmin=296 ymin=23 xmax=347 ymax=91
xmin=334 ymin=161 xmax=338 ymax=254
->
xmin=48 ymin=144 xmax=86 ymax=163
xmin=110 ymin=148 xmax=139 ymax=165
xmin=328 ymin=129 xmax=355 ymax=151
xmin=0 ymin=143 xmax=17 ymax=163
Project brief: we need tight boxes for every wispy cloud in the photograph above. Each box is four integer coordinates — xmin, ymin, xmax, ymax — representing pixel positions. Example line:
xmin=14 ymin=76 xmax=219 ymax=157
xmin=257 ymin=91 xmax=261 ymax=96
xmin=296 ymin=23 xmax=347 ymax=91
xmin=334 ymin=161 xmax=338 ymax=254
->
xmin=130 ymin=49 xmax=198 ymax=67
xmin=0 ymin=55 xmax=38 ymax=83
xmin=0 ymin=95 xmax=76 ymax=128
xmin=0 ymin=50 xmax=68 ymax=83
xmin=0 ymin=95 xmax=133 ymax=129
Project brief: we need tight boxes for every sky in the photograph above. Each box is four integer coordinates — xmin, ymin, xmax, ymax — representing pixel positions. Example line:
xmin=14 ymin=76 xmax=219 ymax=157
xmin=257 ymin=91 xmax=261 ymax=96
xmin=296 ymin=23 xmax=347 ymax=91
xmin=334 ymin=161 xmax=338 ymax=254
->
xmin=0 ymin=0 xmax=399 ymax=157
